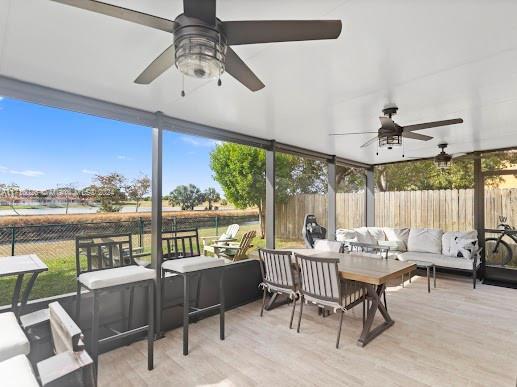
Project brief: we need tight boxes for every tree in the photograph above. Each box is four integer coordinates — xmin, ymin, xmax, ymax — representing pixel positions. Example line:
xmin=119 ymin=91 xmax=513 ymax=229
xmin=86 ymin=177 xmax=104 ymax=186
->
xmin=91 ymin=173 xmax=126 ymax=212
xmin=55 ymin=183 xmax=78 ymax=214
xmin=374 ymin=151 xmax=517 ymax=192
xmin=211 ymin=143 xmax=267 ymax=237
xmin=204 ymin=187 xmax=220 ymax=210
xmin=210 ymin=143 xmax=329 ymax=238
xmin=169 ymin=184 xmax=204 ymax=210
xmin=0 ymin=183 xmax=21 ymax=215
xmin=125 ymin=175 xmax=151 ymax=212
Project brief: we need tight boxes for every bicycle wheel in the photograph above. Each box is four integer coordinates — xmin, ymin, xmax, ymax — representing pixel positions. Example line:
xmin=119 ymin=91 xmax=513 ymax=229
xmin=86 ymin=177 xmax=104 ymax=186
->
xmin=484 ymin=238 xmax=513 ymax=266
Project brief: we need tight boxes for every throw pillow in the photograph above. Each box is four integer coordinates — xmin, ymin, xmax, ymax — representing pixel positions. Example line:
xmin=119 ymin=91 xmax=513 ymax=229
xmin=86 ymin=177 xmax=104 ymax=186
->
xmin=354 ymin=228 xmax=377 ymax=245
xmin=442 ymin=231 xmax=477 ymax=256
xmin=452 ymin=238 xmax=478 ymax=259
xmin=407 ymin=228 xmax=443 ymax=254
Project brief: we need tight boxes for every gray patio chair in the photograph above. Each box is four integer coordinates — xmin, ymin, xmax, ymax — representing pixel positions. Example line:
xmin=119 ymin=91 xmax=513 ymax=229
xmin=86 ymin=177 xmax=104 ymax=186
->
xmin=295 ymin=253 xmax=365 ymax=348
xmin=258 ymin=249 xmax=300 ymax=329
xmin=75 ymin=233 xmax=154 ymax=382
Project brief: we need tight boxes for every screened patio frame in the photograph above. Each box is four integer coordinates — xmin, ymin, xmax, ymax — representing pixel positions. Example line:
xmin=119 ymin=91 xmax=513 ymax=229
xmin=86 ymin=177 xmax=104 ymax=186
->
xmin=1 ymin=74 xmax=515 ymax=331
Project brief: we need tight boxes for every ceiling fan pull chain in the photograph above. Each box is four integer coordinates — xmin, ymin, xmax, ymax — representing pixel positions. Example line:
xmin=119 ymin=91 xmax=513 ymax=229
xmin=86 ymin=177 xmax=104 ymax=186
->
xmin=181 ymin=75 xmax=186 ymax=97
xmin=402 ymin=141 xmax=405 ymax=158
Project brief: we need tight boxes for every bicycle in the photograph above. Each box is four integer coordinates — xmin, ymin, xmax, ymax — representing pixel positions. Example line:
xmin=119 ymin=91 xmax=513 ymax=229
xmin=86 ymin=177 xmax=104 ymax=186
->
xmin=484 ymin=216 xmax=517 ymax=266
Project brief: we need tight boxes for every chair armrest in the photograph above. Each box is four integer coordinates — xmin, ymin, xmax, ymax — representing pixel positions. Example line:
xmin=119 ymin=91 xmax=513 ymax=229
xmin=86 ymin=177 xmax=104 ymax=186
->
xmin=37 ymin=350 xmax=94 ymax=387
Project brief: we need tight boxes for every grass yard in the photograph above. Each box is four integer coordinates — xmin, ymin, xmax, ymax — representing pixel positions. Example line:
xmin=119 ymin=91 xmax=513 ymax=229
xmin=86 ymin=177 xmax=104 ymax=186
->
xmin=0 ymin=221 xmax=303 ymax=307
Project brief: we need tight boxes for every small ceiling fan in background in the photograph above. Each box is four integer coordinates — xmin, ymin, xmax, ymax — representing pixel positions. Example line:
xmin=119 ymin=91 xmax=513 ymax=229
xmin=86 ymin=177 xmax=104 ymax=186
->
xmin=330 ymin=105 xmax=463 ymax=155
xmin=406 ymin=143 xmax=478 ymax=169
xmin=50 ymin=0 xmax=342 ymax=95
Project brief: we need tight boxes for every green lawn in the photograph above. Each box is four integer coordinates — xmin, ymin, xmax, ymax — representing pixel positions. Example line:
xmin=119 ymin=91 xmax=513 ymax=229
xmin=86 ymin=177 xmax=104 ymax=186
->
xmin=0 ymin=222 xmax=303 ymax=307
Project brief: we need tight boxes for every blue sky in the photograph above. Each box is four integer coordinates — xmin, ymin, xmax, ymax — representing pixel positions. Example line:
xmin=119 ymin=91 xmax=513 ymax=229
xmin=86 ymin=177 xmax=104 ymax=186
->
xmin=0 ymin=96 xmax=221 ymax=194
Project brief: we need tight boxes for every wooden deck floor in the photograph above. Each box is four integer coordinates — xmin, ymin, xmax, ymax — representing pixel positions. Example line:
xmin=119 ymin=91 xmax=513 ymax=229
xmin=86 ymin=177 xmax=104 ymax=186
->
xmin=99 ymin=274 xmax=517 ymax=386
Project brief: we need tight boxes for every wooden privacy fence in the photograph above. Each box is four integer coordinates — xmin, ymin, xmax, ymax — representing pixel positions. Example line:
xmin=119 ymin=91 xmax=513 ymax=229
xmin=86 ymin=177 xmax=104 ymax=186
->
xmin=275 ymin=188 xmax=517 ymax=239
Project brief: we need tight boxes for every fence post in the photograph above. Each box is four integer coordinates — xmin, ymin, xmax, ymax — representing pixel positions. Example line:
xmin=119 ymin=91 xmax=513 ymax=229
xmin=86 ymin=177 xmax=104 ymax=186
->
xmin=138 ymin=217 xmax=144 ymax=248
xmin=173 ymin=216 xmax=177 ymax=232
xmin=11 ymin=226 xmax=16 ymax=256
xmin=215 ymin=216 xmax=219 ymax=236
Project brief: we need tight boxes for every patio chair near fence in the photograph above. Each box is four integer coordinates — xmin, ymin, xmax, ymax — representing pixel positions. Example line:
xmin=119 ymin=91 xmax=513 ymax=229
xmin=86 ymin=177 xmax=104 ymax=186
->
xmin=202 ymin=224 xmax=240 ymax=255
xmin=258 ymin=249 xmax=299 ymax=329
xmin=213 ymin=230 xmax=256 ymax=262
xmin=295 ymin=253 xmax=365 ymax=349
xmin=75 ymin=233 xmax=154 ymax=381
xmin=162 ymin=229 xmax=201 ymax=261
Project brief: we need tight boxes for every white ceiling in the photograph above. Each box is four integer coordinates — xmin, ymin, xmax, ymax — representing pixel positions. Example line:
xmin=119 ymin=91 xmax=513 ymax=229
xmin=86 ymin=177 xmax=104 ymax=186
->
xmin=1 ymin=0 xmax=517 ymax=164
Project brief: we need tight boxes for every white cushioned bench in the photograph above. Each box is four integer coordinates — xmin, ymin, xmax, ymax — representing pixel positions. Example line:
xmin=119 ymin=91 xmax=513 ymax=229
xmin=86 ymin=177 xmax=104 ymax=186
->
xmin=162 ymin=256 xmax=225 ymax=273
xmin=0 ymin=312 xmax=30 ymax=362
xmin=78 ymin=265 xmax=155 ymax=289
xmin=0 ymin=355 xmax=39 ymax=387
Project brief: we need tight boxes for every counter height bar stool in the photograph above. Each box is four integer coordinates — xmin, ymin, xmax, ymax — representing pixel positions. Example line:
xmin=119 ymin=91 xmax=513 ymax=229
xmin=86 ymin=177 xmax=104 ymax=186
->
xmin=75 ymin=233 xmax=155 ymax=381
xmin=162 ymin=256 xmax=226 ymax=356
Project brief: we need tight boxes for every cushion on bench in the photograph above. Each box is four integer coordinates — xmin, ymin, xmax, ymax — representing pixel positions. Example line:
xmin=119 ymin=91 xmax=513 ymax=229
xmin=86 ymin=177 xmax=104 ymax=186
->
xmin=407 ymin=228 xmax=443 ymax=254
xmin=397 ymin=252 xmax=480 ymax=270
xmin=0 ymin=312 xmax=30 ymax=362
xmin=0 ymin=355 xmax=39 ymax=387
xmin=162 ymin=256 xmax=225 ymax=273
xmin=78 ymin=265 xmax=154 ymax=289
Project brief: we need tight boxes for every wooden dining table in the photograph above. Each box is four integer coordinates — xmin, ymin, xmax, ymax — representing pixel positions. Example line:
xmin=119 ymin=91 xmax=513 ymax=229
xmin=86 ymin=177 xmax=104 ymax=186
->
xmin=290 ymin=249 xmax=416 ymax=347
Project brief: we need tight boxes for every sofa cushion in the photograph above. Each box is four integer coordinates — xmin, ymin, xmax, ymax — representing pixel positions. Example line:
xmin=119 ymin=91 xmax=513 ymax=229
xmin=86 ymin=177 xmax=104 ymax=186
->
xmin=362 ymin=227 xmax=386 ymax=242
xmin=336 ymin=229 xmax=356 ymax=242
xmin=0 ymin=312 xmax=30 ymax=362
xmin=354 ymin=228 xmax=377 ymax=245
xmin=0 ymin=355 xmax=39 ymax=387
xmin=442 ymin=231 xmax=477 ymax=256
xmin=383 ymin=228 xmax=410 ymax=251
xmin=407 ymin=228 xmax=443 ymax=254
xmin=397 ymin=252 xmax=480 ymax=270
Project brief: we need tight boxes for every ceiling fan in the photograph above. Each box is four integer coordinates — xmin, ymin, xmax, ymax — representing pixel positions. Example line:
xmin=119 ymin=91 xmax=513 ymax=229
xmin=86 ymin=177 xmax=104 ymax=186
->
xmin=330 ymin=105 xmax=463 ymax=152
xmin=50 ymin=0 xmax=342 ymax=95
xmin=406 ymin=143 xmax=475 ymax=169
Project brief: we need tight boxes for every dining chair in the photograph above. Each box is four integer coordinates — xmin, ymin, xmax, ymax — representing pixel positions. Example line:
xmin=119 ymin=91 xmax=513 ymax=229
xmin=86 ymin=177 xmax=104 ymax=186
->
xmin=258 ymin=249 xmax=299 ymax=329
xmin=75 ymin=233 xmax=154 ymax=381
xmin=295 ymin=253 xmax=365 ymax=348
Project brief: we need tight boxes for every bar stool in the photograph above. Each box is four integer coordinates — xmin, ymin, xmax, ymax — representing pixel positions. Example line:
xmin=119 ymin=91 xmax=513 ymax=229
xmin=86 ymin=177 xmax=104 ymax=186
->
xmin=161 ymin=256 xmax=226 ymax=355
xmin=75 ymin=233 xmax=155 ymax=380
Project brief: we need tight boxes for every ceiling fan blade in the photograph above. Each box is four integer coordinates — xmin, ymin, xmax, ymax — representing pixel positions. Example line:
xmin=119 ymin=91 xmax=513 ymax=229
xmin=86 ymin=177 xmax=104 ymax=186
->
xmin=402 ymin=131 xmax=433 ymax=141
xmin=403 ymin=118 xmax=463 ymax=132
xmin=452 ymin=153 xmax=468 ymax=159
xmin=134 ymin=44 xmax=175 ymax=84
xmin=360 ymin=136 xmax=379 ymax=148
xmin=225 ymin=48 xmax=265 ymax=92
xmin=379 ymin=116 xmax=396 ymax=129
xmin=183 ymin=0 xmax=216 ymax=24
xmin=329 ymin=131 xmax=378 ymax=136
xmin=50 ymin=0 xmax=176 ymax=33
xmin=222 ymin=20 xmax=342 ymax=45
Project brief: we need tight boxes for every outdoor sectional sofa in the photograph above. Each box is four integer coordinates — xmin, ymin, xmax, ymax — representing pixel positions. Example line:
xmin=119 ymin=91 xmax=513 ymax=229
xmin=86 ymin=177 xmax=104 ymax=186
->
xmin=336 ymin=226 xmax=481 ymax=288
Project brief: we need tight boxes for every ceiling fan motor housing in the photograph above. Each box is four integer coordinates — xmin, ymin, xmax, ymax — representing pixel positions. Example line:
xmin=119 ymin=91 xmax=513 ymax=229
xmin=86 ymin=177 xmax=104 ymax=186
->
xmin=174 ymin=15 xmax=227 ymax=79
xmin=434 ymin=144 xmax=452 ymax=168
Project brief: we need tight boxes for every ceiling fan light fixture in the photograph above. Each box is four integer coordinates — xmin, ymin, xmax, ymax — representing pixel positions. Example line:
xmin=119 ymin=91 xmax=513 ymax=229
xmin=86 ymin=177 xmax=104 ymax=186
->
xmin=175 ymin=35 xmax=226 ymax=80
xmin=379 ymin=135 xmax=402 ymax=149
xmin=434 ymin=144 xmax=452 ymax=169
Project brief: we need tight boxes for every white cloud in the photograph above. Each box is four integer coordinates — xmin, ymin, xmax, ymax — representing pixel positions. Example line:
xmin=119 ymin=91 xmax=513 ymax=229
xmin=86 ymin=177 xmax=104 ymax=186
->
xmin=10 ymin=170 xmax=44 ymax=177
xmin=116 ymin=155 xmax=132 ymax=160
xmin=0 ymin=165 xmax=8 ymax=171
xmin=0 ymin=96 xmax=4 ymax=101
xmin=81 ymin=169 xmax=98 ymax=175
xmin=181 ymin=135 xmax=217 ymax=148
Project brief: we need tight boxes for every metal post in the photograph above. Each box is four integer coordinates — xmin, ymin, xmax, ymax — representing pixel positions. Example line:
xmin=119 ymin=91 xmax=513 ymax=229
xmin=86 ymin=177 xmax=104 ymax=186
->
xmin=265 ymin=141 xmax=276 ymax=249
xmin=215 ymin=216 xmax=219 ymax=236
xmin=365 ymin=168 xmax=375 ymax=227
xmin=327 ymin=156 xmax=336 ymax=240
xmin=473 ymin=152 xmax=484 ymax=276
xmin=151 ymin=114 xmax=163 ymax=335
xmin=138 ymin=217 xmax=144 ymax=248
xmin=11 ymin=226 xmax=16 ymax=256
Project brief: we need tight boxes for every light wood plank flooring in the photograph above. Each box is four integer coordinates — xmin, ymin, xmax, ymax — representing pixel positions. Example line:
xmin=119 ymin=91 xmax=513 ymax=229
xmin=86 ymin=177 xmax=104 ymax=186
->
xmin=99 ymin=274 xmax=517 ymax=386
